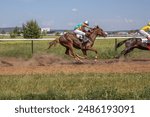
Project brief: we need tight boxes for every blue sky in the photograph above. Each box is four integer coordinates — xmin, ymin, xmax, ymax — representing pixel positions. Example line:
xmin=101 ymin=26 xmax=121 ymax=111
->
xmin=0 ymin=0 xmax=150 ymax=31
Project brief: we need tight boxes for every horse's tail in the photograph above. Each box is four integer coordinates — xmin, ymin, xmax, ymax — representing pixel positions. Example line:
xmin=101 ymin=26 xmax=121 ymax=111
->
xmin=47 ymin=38 xmax=59 ymax=49
xmin=115 ymin=38 xmax=131 ymax=49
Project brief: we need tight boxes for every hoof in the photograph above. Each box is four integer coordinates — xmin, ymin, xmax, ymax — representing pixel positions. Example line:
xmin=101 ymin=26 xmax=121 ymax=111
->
xmin=75 ymin=58 xmax=83 ymax=63
xmin=114 ymin=56 xmax=119 ymax=59
xmin=95 ymin=56 xmax=98 ymax=59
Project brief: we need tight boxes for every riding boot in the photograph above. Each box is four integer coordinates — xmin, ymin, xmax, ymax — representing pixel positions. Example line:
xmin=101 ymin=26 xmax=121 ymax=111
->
xmin=83 ymin=36 xmax=89 ymax=43
xmin=82 ymin=38 xmax=89 ymax=49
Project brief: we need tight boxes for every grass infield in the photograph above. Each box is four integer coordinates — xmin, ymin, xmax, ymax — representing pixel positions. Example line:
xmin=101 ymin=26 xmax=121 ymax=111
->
xmin=0 ymin=73 xmax=150 ymax=100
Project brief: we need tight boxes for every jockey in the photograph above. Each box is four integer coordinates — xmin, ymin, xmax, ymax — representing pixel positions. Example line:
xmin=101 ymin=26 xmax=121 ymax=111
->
xmin=139 ymin=22 xmax=150 ymax=42
xmin=74 ymin=21 xmax=91 ymax=43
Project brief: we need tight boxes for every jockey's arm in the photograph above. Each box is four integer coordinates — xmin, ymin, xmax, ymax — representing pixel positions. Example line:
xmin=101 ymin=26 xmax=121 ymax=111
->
xmin=81 ymin=25 xmax=91 ymax=32
xmin=86 ymin=26 xmax=92 ymax=30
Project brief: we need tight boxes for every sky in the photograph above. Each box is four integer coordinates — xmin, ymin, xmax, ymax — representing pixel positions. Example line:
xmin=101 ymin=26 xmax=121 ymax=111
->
xmin=0 ymin=0 xmax=150 ymax=31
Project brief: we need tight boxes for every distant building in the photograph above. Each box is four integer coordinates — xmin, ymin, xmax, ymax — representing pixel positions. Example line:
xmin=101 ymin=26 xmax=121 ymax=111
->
xmin=0 ymin=27 xmax=22 ymax=34
xmin=41 ymin=28 xmax=51 ymax=32
xmin=0 ymin=27 xmax=15 ymax=34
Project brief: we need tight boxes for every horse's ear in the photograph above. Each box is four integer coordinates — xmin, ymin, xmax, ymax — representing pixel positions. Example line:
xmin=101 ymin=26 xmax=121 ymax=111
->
xmin=96 ymin=25 xmax=99 ymax=28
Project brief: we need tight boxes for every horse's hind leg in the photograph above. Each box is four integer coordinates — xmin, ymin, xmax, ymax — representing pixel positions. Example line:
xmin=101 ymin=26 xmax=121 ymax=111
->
xmin=65 ymin=47 xmax=70 ymax=55
xmin=65 ymin=46 xmax=76 ymax=58
xmin=65 ymin=47 xmax=83 ymax=59
xmin=115 ymin=47 xmax=134 ymax=59
xmin=124 ymin=47 xmax=135 ymax=59
xmin=67 ymin=44 xmax=83 ymax=62
xmin=115 ymin=49 xmax=126 ymax=59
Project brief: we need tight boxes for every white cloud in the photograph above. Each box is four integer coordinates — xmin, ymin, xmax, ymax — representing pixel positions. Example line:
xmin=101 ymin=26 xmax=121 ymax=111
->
xmin=16 ymin=0 xmax=39 ymax=3
xmin=124 ymin=18 xmax=134 ymax=23
xmin=94 ymin=17 xmax=136 ymax=31
xmin=40 ymin=20 xmax=55 ymax=27
xmin=72 ymin=8 xmax=78 ymax=12
xmin=67 ymin=22 xmax=76 ymax=27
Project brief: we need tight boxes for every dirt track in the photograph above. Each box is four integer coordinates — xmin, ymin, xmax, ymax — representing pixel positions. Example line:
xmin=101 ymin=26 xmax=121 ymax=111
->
xmin=0 ymin=54 xmax=150 ymax=75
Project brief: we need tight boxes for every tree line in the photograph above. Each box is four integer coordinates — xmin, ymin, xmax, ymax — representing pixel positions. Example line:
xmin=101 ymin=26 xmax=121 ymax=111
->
xmin=10 ymin=20 xmax=41 ymax=39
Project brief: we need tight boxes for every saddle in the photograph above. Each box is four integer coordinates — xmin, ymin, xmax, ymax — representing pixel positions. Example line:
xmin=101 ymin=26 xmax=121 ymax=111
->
xmin=141 ymin=39 xmax=150 ymax=43
xmin=73 ymin=32 xmax=90 ymax=43
xmin=141 ymin=39 xmax=150 ymax=50
xmin=75 ymin=34 xmax=83 ymax=41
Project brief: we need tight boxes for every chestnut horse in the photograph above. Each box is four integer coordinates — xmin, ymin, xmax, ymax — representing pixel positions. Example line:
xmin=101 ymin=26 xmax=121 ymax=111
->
xmin=48 ymin=26 xmax=107 ymax=61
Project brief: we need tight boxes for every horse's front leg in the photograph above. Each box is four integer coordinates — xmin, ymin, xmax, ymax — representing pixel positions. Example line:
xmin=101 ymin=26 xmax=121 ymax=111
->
xmin=81 ymin=49 xmax=88 ymax=59
xmin=76 ymin=54 xmax=86 ymax=59
xmin=86 ymin=47 xmax=98 ymax=61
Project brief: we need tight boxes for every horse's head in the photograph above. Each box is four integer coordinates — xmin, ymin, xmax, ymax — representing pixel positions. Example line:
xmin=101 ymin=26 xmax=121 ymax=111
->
xmin=93 ymin=26 xmax=107 ymax=37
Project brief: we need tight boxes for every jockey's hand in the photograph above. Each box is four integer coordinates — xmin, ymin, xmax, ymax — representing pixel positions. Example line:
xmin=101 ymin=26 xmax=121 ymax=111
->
xmin=86 ymin=26 xmax=92 ymax=30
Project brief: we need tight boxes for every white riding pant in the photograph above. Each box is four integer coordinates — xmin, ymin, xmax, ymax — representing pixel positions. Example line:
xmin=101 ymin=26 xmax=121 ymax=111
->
xmin=74 ymin=29 xmax=86 ymax=40
xmin=74 ymin=29 xmax=86 ymax=36
xmin=139 ymin=30 xmax=150 ymax=38
xmin=139 ymin=30 xmax=150 ymax=43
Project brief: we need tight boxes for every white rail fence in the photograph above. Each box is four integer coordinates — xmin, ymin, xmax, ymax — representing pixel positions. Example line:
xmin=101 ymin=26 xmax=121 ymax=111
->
xmin=0 ymin=37 xmax=139 ymax=54
xmin=0 ymin=37 xmax=135 ymax=41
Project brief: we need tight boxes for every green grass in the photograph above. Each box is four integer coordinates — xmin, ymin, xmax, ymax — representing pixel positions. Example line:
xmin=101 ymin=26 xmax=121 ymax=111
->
xmin=0 ymin=73 xmax=150 ymax=100
xmin=1 ymin=38 xmax=149 ymax=59
xmin=0 ymin=38 xmax=150 ymax=100
xmin=0 ymin=40 xmax=124 ymax=59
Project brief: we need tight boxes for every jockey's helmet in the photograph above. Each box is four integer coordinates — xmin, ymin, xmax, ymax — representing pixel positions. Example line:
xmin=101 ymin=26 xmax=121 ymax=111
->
xmin=147 ymin=22 xmax=150 ymax=26
xmin=84 ymin=20 xmax=89 ymax=26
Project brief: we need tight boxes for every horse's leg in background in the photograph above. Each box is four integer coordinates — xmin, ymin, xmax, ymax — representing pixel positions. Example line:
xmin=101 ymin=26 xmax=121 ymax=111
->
xmin=123 ymin=42 xmax=149 ymax=58
xmin=115 ymin=46 xmax=134 ymax=59
xmin=67 ymin=43 xmax=83 ymax=62
xmin=65 ymin=48 xmax=80 ymax=59
xmin=123 ymin=47 xmax=135 ymax=59
xmin=66 ymin=44 xmax=85 ymax=59
xmin=60 ymin=41 xmax=79 ymax=60
xmin=115 ymin=49 xmax=126 ymax=59
xmin=85 ymin=47 xmax=98 ymax=61
xmin=60 ymin=39 xmax=83 ymax=62
xmin=81 ymin=49 xmax=88 ymax=59
xmin=76 ymin=54 xmax=86 ymax=59
xmin=115 ymin=39 xmax=133 ymax=59
xmin=67 ymin=48 xmax=85 ymax=59
xmin=65 ymin=47 xmax=71 ymax=56
xmin=74 ymin=42 xmax=87 ymax=59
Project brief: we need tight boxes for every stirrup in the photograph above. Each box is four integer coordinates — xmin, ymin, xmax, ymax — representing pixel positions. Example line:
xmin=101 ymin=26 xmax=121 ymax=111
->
xmin=83 ymin=38 xmax=89 ymax=43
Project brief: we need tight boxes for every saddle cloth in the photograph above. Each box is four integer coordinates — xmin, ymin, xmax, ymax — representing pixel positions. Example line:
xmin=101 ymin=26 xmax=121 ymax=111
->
xmin=141 ymin=38 xmax=150 ymax=43
xmin=141 ymin=39 xmax=150 ymax=50
xmin=76 ymin=34 xmax=83 ymax=40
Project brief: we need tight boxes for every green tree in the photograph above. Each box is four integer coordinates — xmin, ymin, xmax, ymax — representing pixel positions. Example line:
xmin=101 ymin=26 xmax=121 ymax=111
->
xmin=41 ymin=30 xmax=47 ymax=37
xmin=10 ymin=27 xmax=21 ymax=38
xmin=22 ymin=20 xmax=41 ymax=39
xmin=1 ymin=30 xmax=6 ymax=34
xmin=13 ymin=27 xmax=21 ymax=36
xmin=10 ymin=32 xmax=16 ymax=38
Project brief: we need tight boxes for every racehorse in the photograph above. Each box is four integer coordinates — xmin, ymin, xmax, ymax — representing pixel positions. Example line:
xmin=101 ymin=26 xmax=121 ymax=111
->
xmin=115 ymin=37 xmax=150 ymax=59
xmin=48 ymin=26 xmax=107 ymax=62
